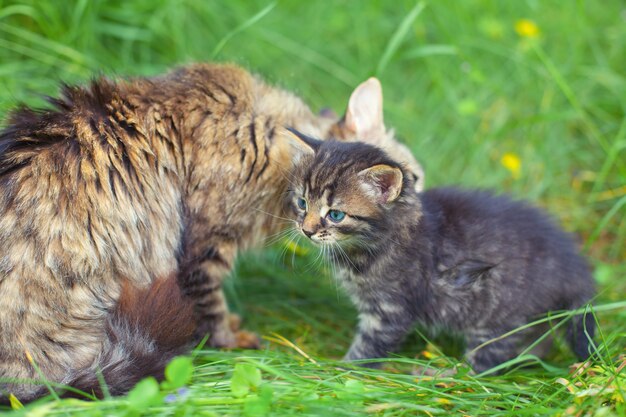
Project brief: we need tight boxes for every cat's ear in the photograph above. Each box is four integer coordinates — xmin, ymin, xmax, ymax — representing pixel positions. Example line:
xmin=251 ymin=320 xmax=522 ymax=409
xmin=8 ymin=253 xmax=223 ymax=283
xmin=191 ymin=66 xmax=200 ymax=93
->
xmin=358 ymin=164 xmax=403 ymax=204
xmin=286 ymin=127 xmax=321 ymax=152
xmin=345 ymin=77 xmax=386 ymax=141
xmin=283 ymin=127 xmax=321 ymax=163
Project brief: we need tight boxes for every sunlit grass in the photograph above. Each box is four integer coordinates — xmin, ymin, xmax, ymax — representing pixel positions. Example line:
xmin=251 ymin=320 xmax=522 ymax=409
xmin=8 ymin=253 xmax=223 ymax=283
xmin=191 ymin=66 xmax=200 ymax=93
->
xmin=0 ymin=0 xmax=624 ymax=415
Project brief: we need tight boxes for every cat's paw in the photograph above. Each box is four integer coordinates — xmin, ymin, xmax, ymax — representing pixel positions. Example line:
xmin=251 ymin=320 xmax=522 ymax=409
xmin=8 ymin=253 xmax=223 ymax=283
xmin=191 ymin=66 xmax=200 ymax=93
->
xmin=235 ymin=330 xmax=261 ymax=349
xmin=208 ymin=326 xmax=237 ymax=348
xmin=228 ymin=313 xmax=242 ymax=332
xmin=228 ymin=313 xmax=261 ymax=349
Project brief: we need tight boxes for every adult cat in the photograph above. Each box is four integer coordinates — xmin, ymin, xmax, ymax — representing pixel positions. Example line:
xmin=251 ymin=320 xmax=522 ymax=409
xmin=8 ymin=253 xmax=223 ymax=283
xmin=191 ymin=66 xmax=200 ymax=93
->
xmin=0 ymin=63 xmax=423 ymax=401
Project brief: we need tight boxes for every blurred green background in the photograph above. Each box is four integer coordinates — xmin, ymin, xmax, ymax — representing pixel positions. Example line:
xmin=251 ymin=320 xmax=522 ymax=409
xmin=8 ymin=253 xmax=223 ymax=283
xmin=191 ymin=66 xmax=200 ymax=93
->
xmin=1 ymin=1 xmax=625 ymax=415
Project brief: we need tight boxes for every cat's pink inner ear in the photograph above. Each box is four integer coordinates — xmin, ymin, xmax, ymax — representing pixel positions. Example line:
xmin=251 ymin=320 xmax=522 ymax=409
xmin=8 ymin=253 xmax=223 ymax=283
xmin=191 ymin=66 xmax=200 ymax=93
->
xmin=345 ymin=77 xmax=386 ymax=141
xmin=358 ymin=164 xmax=403 ymax=204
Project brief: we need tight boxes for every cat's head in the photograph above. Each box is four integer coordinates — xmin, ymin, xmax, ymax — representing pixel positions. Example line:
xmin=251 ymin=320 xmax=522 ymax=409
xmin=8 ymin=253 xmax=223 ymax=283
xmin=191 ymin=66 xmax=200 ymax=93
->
xmin=287 ymin=135 xmax=412 ymax=248
xmin=322 ymin=78 xmax=425 ymax=193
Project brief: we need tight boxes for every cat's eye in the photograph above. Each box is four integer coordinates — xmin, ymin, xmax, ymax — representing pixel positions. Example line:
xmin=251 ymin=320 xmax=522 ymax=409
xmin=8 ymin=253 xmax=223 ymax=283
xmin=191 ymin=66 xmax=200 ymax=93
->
xmin=297 ymin=197 xmax=307 ymax=210
xmin=328 ymin=210 xmax=346 ymax=223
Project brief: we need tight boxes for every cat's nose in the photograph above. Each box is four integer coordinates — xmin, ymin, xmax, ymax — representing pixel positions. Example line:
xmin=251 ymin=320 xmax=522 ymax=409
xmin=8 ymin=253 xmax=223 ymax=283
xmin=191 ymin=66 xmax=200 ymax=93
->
xmin=302 ymin=228 xmax=314 ymax=238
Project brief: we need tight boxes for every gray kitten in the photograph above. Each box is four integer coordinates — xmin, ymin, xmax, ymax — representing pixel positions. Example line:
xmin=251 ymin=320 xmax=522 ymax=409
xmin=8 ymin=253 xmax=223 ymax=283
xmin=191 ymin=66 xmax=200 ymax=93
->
xmin=287 ymin=133 xmax=595 ymax=373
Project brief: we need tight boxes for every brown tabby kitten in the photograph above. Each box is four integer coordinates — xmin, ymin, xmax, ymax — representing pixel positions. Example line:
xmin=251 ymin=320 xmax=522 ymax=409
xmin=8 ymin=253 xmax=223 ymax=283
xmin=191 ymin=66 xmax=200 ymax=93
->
xmin=288 ymin=136 xmax=595 ymax=373
xmin=0 ymin=63 xmax=423 ymax=402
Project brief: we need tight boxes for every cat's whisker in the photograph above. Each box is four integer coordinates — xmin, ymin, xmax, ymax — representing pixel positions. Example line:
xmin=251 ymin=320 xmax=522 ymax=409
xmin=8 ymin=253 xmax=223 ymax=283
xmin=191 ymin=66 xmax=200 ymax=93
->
xmin=303 ymin=240 xmax=326 ymax=273
xmin=326 ymin=243 xmax=337 ymax=273
xmin=278 ymin=229 xmax=301 ymax=265
xmin=253 ymin=207 xmax=294 ymax=223
xmin=263 ymin=225 xmax=299 ymax=246
xmin=328 ymin=244 xmax=345 ymax=301
xmin=335 ymin=243 xmax=360 ymax=274
xmin=264 ymin=228 xmax=292 ymax=245
xmin=291 ymin=234 xmax=302 ymax=268
xmin=311 ymin=243 xmax=324 ymax=273
xmin=325 ymin=243 xmax=334 ymax=274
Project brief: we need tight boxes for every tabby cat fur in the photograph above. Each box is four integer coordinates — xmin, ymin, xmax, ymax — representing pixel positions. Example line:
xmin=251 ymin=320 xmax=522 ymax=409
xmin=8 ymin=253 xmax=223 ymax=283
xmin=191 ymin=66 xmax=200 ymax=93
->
xmin=0 ymin=63 xmax=423 ymax=401
xmin=288 ymin=136 xmax=595 ymax=373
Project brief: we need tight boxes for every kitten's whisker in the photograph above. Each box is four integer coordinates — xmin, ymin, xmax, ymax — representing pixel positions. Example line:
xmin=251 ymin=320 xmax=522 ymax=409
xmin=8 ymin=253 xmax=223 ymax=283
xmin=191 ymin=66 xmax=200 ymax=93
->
xmin=308 ymin=241 xmax=330 ymax=273
xmin=254 ymin=207 xmax=294 ymax=223
xmin=264 ymin=230 xmax=292 ymax=246
xmin=278 ymin=229 xmax=300 ymax=265
xmin=263 ymin=225 xmax=299 ymax=246
xmin=335 ymin=243 xmax=360 ymax=273
xmin=291 ymin=235 xmax=302 ymax=268
xmin=328 ymin=243 xmax=344 ymax=300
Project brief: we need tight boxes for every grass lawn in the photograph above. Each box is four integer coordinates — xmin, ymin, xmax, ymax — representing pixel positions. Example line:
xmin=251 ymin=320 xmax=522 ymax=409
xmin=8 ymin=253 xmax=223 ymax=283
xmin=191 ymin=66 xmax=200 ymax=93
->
xmin=1 ymin=0 xmax=625 ymax=415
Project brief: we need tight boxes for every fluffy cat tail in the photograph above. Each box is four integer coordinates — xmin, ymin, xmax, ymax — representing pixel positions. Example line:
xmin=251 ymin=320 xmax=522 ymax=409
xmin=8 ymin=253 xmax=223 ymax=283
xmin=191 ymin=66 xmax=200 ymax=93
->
xmin=64 ymin=276 xmax=196 ymax=398
xmin=566 ymin=301 xmax=595 ymax=361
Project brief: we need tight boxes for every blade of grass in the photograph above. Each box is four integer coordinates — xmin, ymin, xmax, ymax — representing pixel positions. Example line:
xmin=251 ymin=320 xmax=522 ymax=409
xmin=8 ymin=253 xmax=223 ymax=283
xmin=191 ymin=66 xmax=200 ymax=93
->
xmin=211 ymin=2 xmax=277 ymax=58
xmin=584 ymin=195 xmax=626 ymax=249
xmin=532 ymin=42 xmax=626 ymax=176
xmin=258 ymin=29 xmax=358 ymax=86
xmin=376 ymin=1 xmax=426 ymax=75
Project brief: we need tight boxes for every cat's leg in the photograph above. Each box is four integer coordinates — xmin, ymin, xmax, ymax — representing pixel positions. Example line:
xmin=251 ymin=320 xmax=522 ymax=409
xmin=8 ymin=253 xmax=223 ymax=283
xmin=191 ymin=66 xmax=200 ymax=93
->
xmin=343 ymin=307 xmax=415 ymax=367
xmin=180 ymin=247 xmax=259 ymax=349
xmin=464 ymin=328 xmax=525 ymax=374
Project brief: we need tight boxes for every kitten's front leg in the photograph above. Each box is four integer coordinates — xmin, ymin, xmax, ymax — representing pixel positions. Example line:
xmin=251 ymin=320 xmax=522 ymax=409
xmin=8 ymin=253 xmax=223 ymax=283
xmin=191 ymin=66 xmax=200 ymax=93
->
xmin=344 ymin=308 xmax=415 ymax=367
xmin=464 ymin=328 xmax=523 ymax=374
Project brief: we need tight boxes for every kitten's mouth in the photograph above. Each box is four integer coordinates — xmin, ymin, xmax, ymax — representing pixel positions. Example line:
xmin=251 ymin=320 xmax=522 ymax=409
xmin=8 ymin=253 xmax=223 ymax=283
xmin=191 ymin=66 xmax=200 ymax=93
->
xmin=299 ymin=230 xmax=330 ymax=244
xmin=307 ymin=236 xmax=326 ymax=244
xmin=301 ymin=232 xmax=349 ymax=245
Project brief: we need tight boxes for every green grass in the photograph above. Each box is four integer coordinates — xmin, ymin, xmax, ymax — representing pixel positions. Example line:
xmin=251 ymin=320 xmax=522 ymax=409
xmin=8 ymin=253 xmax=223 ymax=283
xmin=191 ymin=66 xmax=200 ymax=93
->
xmin=1 ymin=0 xmax=625 ymax=415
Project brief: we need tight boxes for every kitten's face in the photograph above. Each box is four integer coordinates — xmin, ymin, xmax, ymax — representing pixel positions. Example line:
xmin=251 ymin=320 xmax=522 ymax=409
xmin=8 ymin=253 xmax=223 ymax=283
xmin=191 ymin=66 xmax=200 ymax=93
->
xmin=291 ymin=176 xmax=376 ymax=246
xmin=290 ymin=142 xmax=404 ymax=248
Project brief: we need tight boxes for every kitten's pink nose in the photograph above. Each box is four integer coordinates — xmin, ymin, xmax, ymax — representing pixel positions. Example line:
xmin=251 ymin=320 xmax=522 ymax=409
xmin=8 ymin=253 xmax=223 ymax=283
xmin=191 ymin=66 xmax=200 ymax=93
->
xmin=302 ymin=228 xmax=314 ymax=238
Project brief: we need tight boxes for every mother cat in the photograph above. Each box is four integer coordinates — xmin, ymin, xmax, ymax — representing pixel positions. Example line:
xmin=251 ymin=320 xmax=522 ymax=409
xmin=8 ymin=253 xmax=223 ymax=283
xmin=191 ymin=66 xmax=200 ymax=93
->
xmin=0 ymin=63 xmax=423 ymax=401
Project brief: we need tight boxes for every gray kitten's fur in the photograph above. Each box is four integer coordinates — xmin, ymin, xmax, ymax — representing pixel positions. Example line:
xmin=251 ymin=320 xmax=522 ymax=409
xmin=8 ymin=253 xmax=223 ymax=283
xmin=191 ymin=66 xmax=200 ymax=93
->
xmin=288 ymin=136 xmax=595 ymax=372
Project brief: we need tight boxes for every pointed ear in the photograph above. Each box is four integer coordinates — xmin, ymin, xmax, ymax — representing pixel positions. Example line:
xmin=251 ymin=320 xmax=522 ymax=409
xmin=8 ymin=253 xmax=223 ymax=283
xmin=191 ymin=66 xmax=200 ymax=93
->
xmin=283 ymin=127 xmax=321 ymax=164
xmin=357 ymin=164 xmax=403 ymax=204
xmin=286 ymin=127 xmax=321 ymax=151
xmin=344 ymin=77 xmax=386 ymax=141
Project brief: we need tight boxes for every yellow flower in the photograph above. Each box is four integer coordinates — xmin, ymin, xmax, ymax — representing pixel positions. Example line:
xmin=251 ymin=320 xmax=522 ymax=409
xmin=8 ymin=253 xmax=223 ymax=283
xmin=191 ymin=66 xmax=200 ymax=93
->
xmin=515 ymin=19 xmax=540 ymax=38
xmin=421 ymin=350 xmax=436 ymax=360
xmin=285 ymin=240 xmax=308 ymax=256
xmin=501 ymin=152 xmax=522 ymax=179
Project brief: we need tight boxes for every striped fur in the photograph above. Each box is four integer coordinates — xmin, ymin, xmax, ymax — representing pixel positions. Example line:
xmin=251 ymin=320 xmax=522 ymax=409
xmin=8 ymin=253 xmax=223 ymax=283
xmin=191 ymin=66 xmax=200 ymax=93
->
xmin=290 ymin=140 xmax=596 ymax=373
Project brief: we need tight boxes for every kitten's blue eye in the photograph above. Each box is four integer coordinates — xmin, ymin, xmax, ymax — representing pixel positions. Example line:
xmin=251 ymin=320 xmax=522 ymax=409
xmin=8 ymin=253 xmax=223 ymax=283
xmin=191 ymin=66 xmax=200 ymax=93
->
xmin=328 ymin=210 xmax=346 ymax=222
xmin=297 ymin=197 xmax=307 ymax=210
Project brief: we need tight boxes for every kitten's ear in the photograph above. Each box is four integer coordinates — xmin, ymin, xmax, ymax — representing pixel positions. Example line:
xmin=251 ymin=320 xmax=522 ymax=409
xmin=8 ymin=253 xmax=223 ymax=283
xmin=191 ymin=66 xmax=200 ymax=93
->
xmin=286 ymin=127 xmax=321 ymax=151
xmin=345 ymin=77 xmax=386 ymax=141
xmin=283 ymin=127 xmax=321 ymax=163
xmin=358 ymin=164 xmax=403 ymax=204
